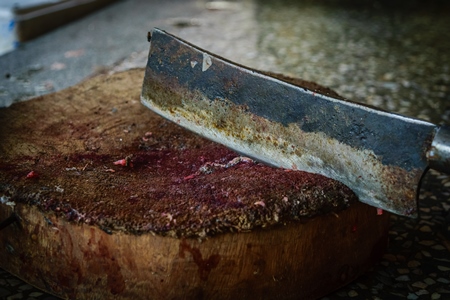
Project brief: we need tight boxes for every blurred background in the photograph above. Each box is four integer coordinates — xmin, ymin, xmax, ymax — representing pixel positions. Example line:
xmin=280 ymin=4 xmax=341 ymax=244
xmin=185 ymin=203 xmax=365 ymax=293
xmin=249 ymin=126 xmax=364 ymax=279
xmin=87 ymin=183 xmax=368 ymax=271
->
xmin=1 ymin=0 xmax=449 ymax=124
xmin=1 ymin=0 xmax=450 ymax=299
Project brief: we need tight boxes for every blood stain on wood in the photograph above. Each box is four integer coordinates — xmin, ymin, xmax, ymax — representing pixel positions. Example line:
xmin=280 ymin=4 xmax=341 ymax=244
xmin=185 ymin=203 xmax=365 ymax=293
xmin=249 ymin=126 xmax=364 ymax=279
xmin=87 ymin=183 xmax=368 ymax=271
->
xmin=179 ymin=239 xmax=221 ymax=281
xmin=0 ymin=68 xmax=358 ymax=239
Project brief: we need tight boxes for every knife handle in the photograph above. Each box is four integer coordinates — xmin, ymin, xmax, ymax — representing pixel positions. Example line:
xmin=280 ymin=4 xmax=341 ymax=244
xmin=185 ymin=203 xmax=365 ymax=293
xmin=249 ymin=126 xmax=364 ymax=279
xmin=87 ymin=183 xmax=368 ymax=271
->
xmin=427 ymin=126 xmax=450 ymax=174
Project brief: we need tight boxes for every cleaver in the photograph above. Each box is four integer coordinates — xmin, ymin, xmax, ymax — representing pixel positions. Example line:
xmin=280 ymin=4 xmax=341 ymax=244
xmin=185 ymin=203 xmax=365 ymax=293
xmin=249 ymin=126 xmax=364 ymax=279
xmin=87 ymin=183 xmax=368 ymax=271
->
xmin=141 ymin=28 xmax=450 ymax=217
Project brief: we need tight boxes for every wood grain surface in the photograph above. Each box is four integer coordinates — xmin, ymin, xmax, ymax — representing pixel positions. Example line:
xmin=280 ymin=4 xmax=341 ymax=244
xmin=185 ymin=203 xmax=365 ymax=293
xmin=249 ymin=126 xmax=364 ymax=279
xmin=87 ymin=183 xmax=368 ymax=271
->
xmin=0 ymin=69 xmax=390 ymax=299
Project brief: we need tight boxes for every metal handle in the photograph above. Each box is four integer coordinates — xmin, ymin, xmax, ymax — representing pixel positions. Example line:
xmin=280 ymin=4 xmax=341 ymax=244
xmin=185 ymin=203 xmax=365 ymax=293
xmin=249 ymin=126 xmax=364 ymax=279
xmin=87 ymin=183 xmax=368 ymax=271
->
xmin=427 ymin=126 xmax=450 ymax=174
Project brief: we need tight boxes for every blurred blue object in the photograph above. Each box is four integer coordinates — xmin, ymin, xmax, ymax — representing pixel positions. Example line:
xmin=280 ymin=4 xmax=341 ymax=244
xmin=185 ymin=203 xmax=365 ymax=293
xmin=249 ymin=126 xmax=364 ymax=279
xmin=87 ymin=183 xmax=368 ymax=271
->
xmin=0 ymin=9 xmax=16 ymax=56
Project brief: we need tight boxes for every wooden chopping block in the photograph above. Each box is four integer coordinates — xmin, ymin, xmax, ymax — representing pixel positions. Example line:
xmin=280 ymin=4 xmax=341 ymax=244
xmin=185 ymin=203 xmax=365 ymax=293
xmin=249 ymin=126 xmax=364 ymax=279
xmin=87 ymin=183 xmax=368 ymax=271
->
xmin=0 ymin=69 xmax=390 ymax=299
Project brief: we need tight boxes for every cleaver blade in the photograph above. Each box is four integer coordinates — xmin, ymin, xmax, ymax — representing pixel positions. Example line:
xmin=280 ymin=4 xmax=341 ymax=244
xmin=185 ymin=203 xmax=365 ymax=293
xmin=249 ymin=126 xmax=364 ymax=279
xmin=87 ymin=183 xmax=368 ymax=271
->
xmin=141 ymin=28 xmax=450 ymax=217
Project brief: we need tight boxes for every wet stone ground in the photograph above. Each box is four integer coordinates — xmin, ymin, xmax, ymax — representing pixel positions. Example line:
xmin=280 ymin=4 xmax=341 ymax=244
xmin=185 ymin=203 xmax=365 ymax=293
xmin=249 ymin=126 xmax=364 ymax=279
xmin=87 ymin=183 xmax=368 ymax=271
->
xmin=255 ymin=0 xmax=450 ymax=125
xmin=254 ymin=1 xmax=450 ymax=299
xmin=1 ymin=0 xmax=450 ymax=299
xmin=324 ymin=170 xmax=450 ymax=300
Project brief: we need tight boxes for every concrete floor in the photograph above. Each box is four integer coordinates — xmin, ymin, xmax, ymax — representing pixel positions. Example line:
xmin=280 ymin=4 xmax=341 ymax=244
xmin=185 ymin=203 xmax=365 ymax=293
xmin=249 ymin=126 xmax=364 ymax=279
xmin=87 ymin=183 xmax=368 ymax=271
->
xmin=0 ymin=0 xmax=204 ymax=107
xmin=1 ymin=0 xmax=450 ymax=299
xmin=0 ymin=0 xmax=267 ymax=108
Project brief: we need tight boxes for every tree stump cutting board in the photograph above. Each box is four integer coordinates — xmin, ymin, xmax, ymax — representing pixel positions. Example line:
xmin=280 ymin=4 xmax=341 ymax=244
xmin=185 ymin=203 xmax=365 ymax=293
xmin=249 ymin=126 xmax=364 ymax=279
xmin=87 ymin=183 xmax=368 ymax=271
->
xmin=0 ymin=69 xmax=390 ymax=299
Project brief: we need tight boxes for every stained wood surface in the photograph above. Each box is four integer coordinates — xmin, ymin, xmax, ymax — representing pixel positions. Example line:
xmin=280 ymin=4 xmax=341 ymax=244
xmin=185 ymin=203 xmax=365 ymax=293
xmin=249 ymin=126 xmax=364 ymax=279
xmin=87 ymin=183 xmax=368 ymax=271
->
xmin=0 ymin=69 xmax=390 ymax=299
xmin=0 ymin=68 xmax=358 ymax=238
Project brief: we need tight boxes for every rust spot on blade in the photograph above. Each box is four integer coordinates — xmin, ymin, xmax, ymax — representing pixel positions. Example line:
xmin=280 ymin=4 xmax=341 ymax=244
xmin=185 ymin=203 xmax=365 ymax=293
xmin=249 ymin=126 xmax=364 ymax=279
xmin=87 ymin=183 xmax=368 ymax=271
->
xmin=142 ymin=77 xmax=422 ymax=217
xmin=141 ymin=28 xmax=435 ymax=217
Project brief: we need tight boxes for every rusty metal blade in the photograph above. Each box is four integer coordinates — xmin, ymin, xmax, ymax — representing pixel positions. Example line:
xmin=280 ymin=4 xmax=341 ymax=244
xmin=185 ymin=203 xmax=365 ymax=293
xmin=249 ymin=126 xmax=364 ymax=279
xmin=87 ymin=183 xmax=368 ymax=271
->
xmin=141 ymin=28 xmax=438 ymax=217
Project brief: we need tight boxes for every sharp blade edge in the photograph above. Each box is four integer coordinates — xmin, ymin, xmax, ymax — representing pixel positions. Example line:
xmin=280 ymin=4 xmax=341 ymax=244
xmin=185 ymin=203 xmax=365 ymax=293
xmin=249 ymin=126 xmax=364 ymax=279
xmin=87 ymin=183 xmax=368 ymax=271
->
xmin=141 ymin=28 xmax=437 ymax=217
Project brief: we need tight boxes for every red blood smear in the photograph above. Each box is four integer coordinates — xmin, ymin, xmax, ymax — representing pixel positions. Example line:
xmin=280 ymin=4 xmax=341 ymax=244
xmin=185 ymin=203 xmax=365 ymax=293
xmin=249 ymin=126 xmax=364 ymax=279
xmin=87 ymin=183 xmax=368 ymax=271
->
xmin=26 ymin=171 xmax=38 ymax=179
xmin=113 ymin=159 xmax=127 ymax=166
xmin=183 ymin=174 xmax=197 ymax=181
